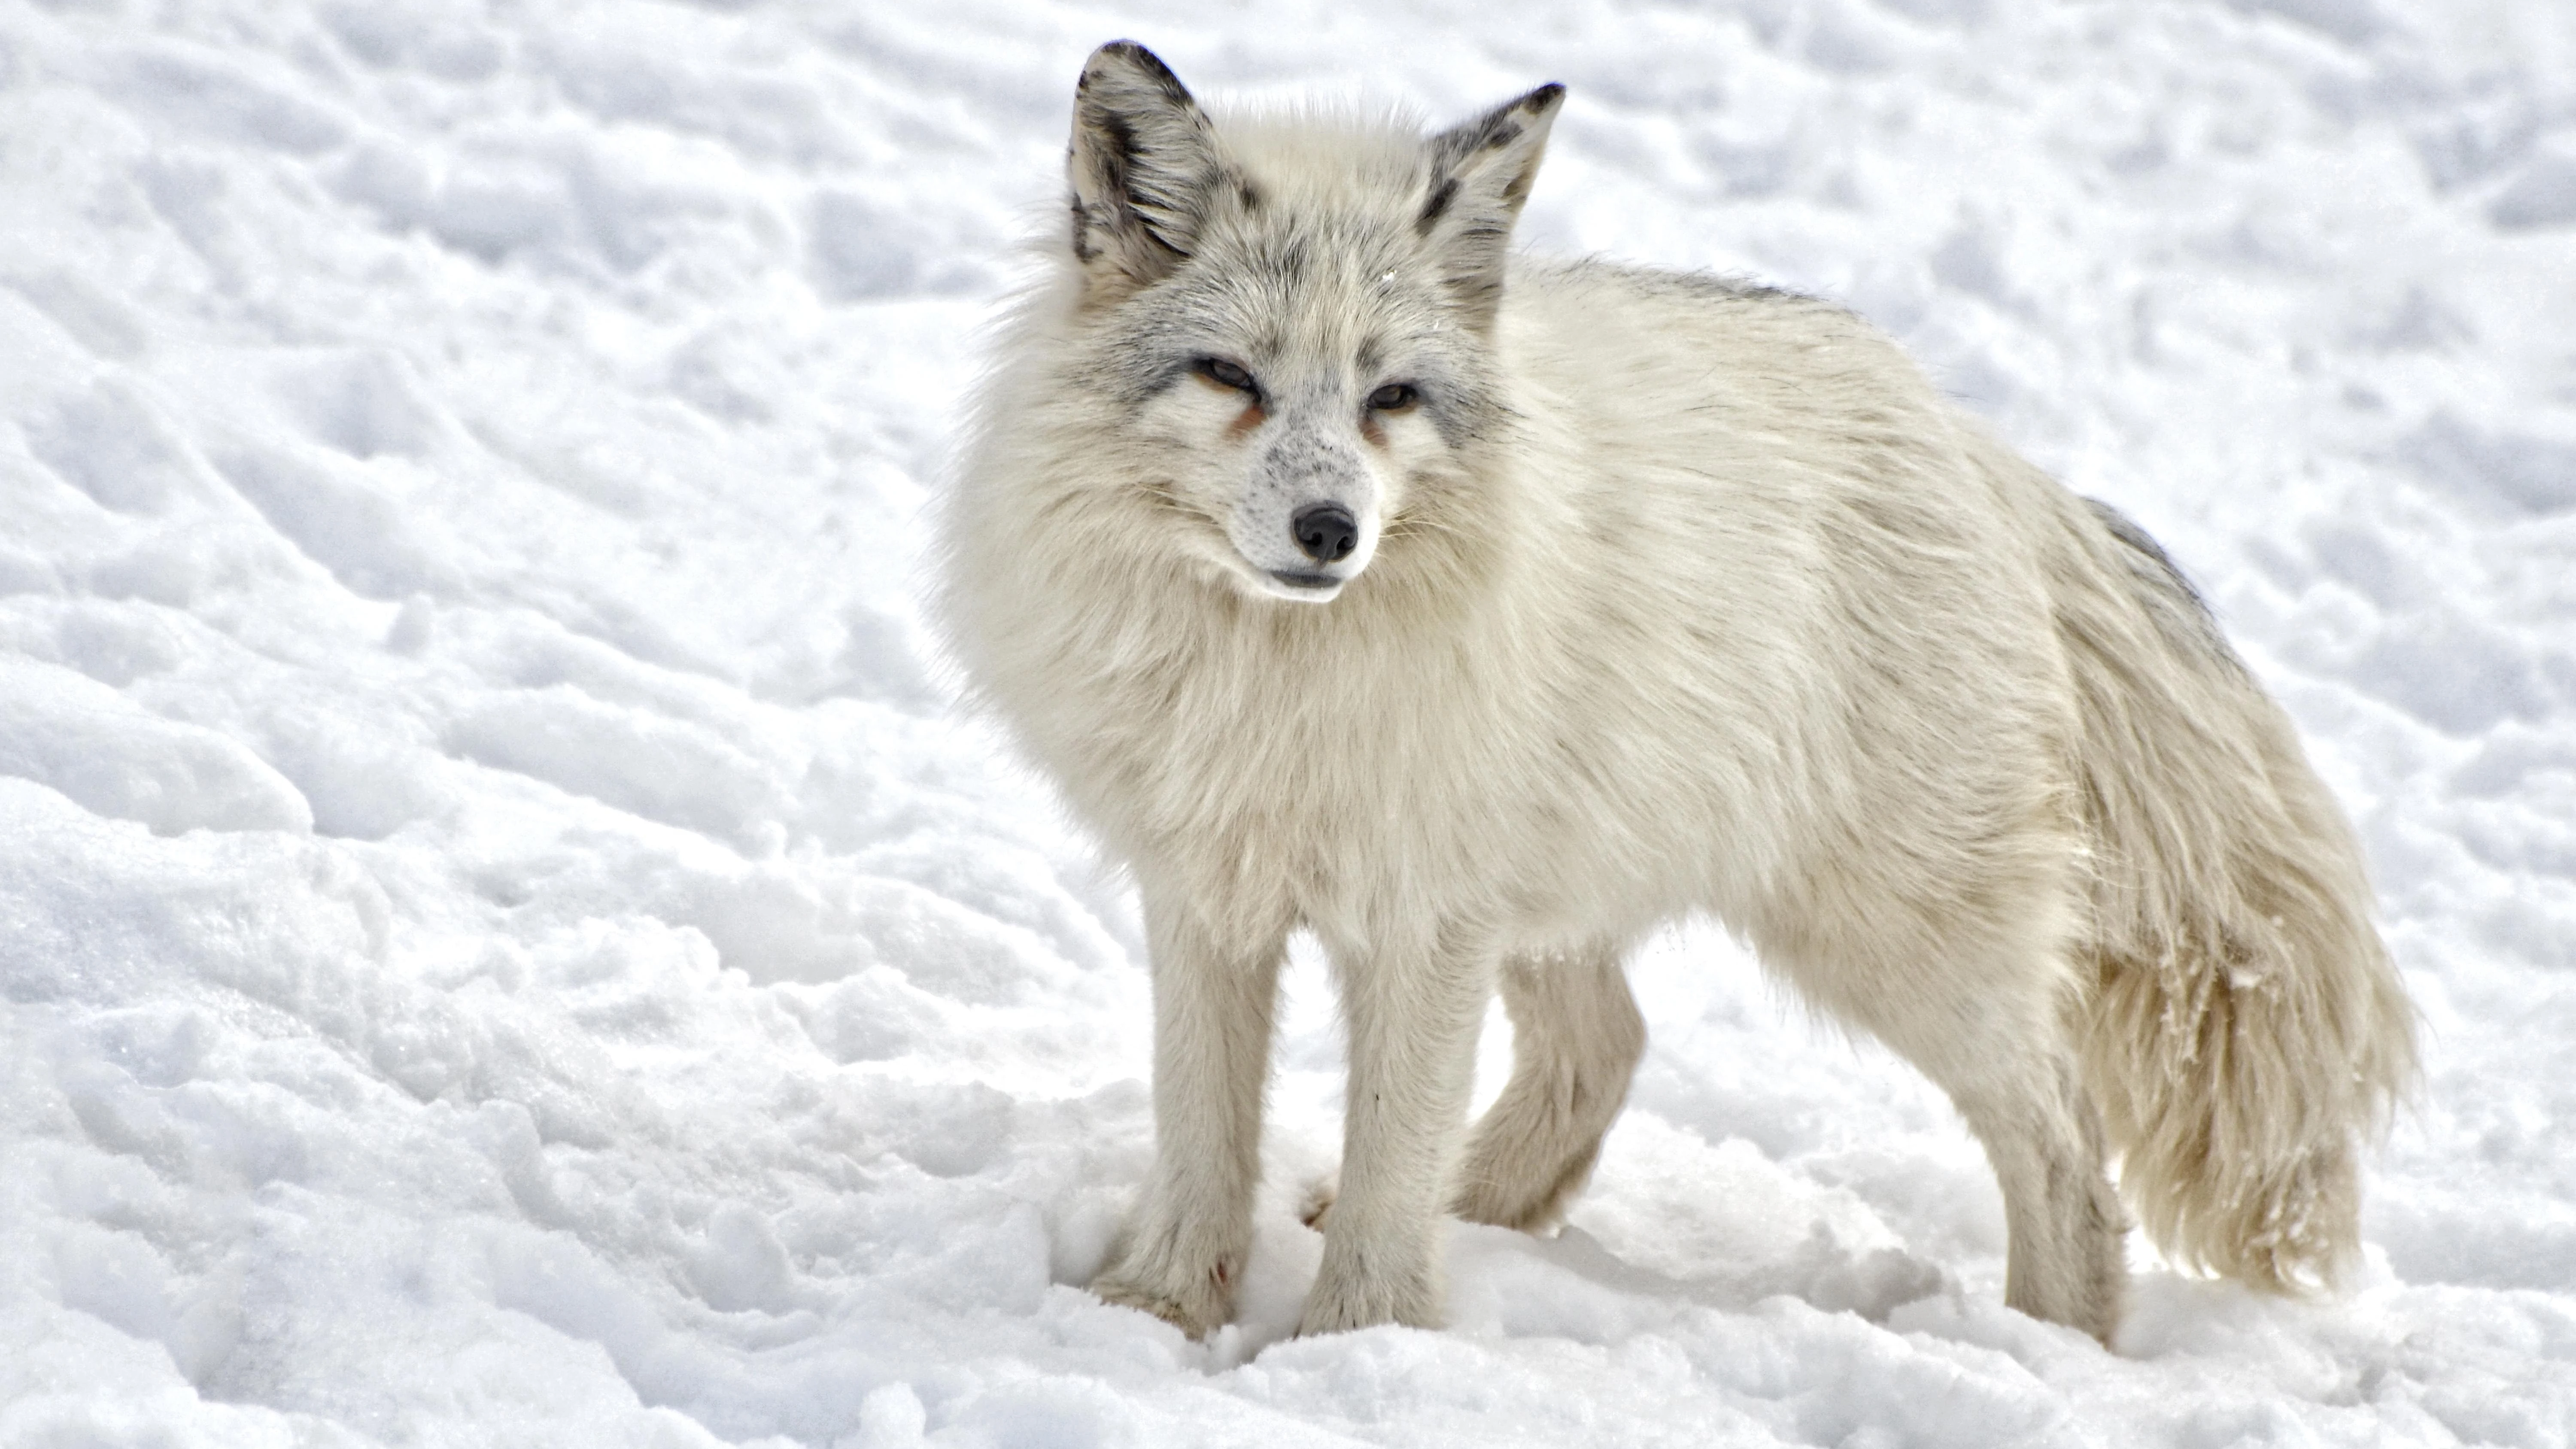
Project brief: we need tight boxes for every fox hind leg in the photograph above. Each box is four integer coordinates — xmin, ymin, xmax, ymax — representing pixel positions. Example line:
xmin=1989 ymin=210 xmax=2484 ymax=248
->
xmin=1827 ymin=937 xmax=2127 ymax=1342
xmin=1449 ymin=945 xmax=1648 ymax=1233
xmin=1947 ymin=1050 xmax=2127 ymax=1340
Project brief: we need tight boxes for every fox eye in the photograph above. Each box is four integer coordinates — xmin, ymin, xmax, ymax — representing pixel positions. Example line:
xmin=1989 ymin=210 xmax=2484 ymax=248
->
xmin=1368 ymin=382 xmax=1420 ymax=412
xmin=1196 ymin=357 xmax=1257 ymax=393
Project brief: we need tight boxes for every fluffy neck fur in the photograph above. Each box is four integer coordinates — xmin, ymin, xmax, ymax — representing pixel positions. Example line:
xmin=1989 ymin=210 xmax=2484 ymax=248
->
xmin=942 ymin=264 xmax=1556 ymax=945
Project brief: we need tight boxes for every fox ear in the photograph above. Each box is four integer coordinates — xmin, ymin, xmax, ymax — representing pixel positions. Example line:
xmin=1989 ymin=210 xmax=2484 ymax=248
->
xmin=1066 ymin=42 xmax=1224 ymax=293
xmin=1419 ymin=83 xmax=1565 ymax=327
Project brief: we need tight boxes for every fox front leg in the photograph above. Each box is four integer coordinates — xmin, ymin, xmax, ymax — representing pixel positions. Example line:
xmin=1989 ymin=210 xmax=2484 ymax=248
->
xmin=1297 ymin=928 xmax=1495 ymax=1335
xmin=1088 ymin=890 xmax=1285 ymax=1339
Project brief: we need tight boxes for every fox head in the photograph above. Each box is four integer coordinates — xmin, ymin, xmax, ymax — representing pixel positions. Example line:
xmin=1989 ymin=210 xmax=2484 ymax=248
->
xmin=1052 ymin=42 xmax=1563 ymax=604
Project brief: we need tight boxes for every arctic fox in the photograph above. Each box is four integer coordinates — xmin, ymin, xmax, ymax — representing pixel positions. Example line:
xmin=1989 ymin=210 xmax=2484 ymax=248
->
xmin=938 ymin=41 xmax=2416 ymax=1344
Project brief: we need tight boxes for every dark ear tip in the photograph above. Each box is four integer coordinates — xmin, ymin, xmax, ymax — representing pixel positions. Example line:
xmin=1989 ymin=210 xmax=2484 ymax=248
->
xmin=1524 ymin=82 xmax=1567 ymax=114
xmin=1084 ymin=40 xmax=1190 ymax=98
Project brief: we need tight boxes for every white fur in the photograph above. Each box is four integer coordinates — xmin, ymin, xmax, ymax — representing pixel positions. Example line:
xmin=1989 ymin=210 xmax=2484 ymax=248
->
xmin=937 ymin=43 xmax=2417 ymax=1345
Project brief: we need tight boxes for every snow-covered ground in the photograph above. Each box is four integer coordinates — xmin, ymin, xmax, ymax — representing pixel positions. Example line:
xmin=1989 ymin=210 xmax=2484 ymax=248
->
xmin=4 ymin=0 xmax=2572 ymax=1443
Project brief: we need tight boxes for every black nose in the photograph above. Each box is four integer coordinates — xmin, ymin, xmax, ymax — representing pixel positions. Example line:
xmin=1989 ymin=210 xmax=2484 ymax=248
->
xmin=1292 ymin=503 xmax=1358 ymax=563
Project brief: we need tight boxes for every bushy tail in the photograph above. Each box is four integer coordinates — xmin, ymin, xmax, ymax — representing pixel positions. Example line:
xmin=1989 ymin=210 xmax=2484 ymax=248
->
xmin=2061 ymin=500 xmax=2416 ymax=1291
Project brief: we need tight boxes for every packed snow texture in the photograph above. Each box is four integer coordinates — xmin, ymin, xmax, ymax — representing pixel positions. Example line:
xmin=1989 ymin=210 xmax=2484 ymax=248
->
xmin=3 ymin=0 xmax=2573 ymax=1444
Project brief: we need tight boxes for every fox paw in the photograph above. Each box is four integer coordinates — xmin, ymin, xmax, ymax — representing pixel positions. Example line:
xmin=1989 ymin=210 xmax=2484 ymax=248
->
xmin=1297 ymin=1177 xmax=1337 ymax=1230
xmin=1088 ymin=1256 xmax=1235 ymax=1341
xmin=1294 ymin=1254 xmax=1440 ymax=1337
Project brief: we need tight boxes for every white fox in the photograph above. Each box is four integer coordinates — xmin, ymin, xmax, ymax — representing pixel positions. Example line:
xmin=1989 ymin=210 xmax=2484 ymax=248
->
xmin=938 ymin=41 xmax=2416 ymax=1344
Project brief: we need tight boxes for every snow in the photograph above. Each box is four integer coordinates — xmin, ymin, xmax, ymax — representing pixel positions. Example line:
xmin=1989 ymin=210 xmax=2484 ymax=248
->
xmin=2 ymin=0 xmax=2572 ymax=1444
